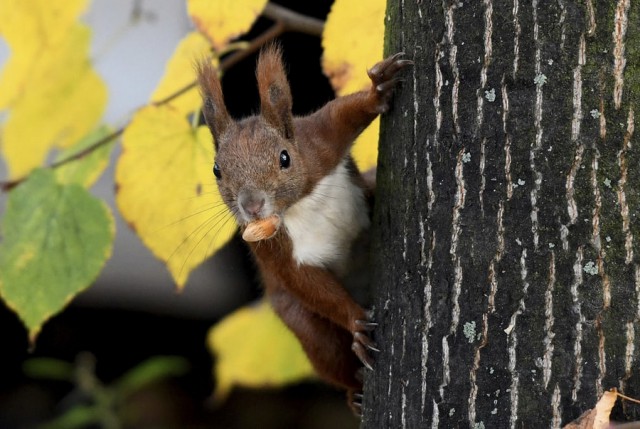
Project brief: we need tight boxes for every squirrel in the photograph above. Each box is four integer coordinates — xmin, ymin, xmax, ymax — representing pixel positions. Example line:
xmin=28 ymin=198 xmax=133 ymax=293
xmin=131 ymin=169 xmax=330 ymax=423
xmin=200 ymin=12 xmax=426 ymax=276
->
xmin=197 ymin=44 xmax=411 ymax=413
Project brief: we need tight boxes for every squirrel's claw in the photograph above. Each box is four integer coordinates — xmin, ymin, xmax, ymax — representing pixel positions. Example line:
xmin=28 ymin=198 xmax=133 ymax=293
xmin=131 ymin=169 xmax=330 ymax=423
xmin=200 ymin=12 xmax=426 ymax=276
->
xmin=352 ymin=341 xmax=374 ymax=370
xmin=367 ymin=52 xmax=413 ymax=113
xmin=355 ymin=332 xmax=379 ymax=352
xmin=352 ymin=317 xmax=378 ymax=369
xmin=352 ymin=393 xmax=363 ymax=410
xmin=355 ymin=319 xmax=378 ymax=331
xmin=348 ymin=391 xmax=364 ymax=417
xmin=376 ymin=78 xmax=405 ymax=95
xmin=367 ymin=52 xmax=413 ymax=82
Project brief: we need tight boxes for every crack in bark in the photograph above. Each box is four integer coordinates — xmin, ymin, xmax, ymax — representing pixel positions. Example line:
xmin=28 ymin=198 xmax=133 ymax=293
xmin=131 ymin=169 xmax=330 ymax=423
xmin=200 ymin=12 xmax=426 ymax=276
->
xmin=475 ymin=0 xmax=493 ymax=133
xmin=507 ymin=248 xmax=530 ymax=429
xmin=617 ymin=108 xmax=635 ymax=265
xmin=512 ymin=0 xmax=521 ymax=77
xmin=502 ymin=77 xmax=514 ymax=200
xmin=613 ymin=0 xmax=630 ymax=109
xmin=571 ymin=247 xmax=585 ymax=402
xmin=552 ymin=384 xmax=562 ymax=428
xmin=444 ymin=2 xmax=460 ymax=135
xmin=543 ymin=252 xmax=557 ymax=389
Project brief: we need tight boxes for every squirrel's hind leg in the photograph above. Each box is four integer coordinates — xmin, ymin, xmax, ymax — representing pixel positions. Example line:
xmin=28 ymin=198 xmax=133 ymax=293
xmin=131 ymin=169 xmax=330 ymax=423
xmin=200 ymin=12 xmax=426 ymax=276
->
xmin=269 ymin=288 xmax=363 ymax=391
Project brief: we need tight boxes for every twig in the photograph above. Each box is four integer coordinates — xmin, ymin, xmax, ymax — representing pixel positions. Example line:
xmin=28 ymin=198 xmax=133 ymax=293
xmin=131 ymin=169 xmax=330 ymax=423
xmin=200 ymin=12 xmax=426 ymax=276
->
xmin=147 ymin=22 xmax=286 ymax=110
xmin=219 ymin=21 xmax=286 ymax=70
xmin=262 ymin=3 xmax=324 ymax=36
xmin=0 ymin=2 xmax=323 ymax=193
xmin=616 ymin=391 xmax=640 ymax=406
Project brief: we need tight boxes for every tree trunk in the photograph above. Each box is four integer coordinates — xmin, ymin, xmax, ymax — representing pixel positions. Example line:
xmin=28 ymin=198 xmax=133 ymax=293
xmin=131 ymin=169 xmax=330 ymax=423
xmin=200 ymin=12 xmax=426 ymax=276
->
xmin=363 ymin=1 xmax=639 ymax=427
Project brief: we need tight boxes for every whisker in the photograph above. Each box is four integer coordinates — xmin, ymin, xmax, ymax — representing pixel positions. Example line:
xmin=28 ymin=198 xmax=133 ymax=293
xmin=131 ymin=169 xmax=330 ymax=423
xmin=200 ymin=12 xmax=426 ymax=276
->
xmin=159 ymin=205 xmax=227 ymax=231
xmin=205 ymin=210 xmax=239 ymax=256
xmin=176 ymin=208 xmax=238 ymax=280
xmin=179 ymin=192 xmax=223 ymax=202
xmin=166 ymin=208 xmax=230 ymax=264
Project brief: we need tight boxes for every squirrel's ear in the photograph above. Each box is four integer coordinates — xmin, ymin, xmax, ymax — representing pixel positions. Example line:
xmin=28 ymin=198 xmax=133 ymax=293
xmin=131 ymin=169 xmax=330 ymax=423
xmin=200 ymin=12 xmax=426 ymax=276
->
xmin=256 ymin=44 xmax=294 ymax=140
xmin=196 ymin=59 xmax=232 ymax=149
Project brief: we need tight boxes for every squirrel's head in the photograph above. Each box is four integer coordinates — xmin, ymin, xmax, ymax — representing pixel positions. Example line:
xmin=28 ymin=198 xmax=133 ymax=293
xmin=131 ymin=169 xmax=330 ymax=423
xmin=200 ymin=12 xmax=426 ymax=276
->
xmin=197 ymin=45 xmax=310 ymax=226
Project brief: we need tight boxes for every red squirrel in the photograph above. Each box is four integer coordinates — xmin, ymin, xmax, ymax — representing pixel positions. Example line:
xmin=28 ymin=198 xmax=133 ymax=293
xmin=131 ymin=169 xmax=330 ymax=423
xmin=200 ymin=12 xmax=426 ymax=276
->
xmin=197 ymin=45 xmax=410 ymax=412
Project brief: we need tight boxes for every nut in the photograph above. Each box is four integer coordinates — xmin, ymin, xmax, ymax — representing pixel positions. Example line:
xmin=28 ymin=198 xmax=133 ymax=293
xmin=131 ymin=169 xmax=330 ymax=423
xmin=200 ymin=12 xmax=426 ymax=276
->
xmin=242 ymin=215 xmax=281 ymax=242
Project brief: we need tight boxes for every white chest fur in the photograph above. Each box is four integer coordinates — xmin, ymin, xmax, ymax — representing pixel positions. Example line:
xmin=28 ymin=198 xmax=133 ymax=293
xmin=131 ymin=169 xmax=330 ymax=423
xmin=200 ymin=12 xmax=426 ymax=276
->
xmin=283 ymin=159 xmax=370 ymax=275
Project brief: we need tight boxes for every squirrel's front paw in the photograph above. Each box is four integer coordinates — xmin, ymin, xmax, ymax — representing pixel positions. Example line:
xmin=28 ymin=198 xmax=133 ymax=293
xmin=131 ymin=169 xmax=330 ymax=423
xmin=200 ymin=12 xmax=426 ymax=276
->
xmin=348 ymin=391 xmax=364 ymax=417
xmin=351 ymin=318 xmax=379 ymax=370
xmin=367 ymin=52 xmax=413 ymax=113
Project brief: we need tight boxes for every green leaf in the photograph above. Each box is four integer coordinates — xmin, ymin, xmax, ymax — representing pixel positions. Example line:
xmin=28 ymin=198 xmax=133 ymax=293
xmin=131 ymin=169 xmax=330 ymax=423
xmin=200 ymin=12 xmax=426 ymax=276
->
xmin=23 ymin=358 xmax=74 ymax=382
xmin=54 ymin=126 xmax=115 ymax=188
xmin=0 ymin=169 xmax=115 ymax=343
xmin=39 ymin=405 xmax=100 ymax=429
xmin=207 ymin=300 xmax=315 ymax=401
xmin=114 ymin=356 xmax=189 ymax=397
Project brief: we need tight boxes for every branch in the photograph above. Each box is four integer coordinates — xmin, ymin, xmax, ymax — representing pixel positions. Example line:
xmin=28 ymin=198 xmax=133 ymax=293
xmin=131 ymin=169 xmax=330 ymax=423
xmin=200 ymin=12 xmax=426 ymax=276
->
xmin=262 ymin=3 xmax=324 ymax=36
xmin=149 ymin=21 xmax=287 ymax=109
xmin=0 ymin=2 xmax=324 ymax=193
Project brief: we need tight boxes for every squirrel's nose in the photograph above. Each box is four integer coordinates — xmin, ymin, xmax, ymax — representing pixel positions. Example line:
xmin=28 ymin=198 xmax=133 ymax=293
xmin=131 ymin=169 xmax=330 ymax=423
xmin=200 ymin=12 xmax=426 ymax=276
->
xmin=238 ymin=191 xmax=266 ymax=218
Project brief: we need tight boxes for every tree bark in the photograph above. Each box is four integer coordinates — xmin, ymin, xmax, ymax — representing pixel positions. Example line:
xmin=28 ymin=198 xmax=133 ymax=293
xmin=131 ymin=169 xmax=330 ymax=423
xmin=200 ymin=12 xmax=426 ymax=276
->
xmin=364 ymin=1 xmax=639 ymax=428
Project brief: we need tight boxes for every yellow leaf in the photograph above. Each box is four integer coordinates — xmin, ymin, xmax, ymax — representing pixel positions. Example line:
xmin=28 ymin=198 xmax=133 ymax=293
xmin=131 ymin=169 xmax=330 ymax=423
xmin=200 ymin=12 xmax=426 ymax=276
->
xmin=187 ymin=0 xmax=268 ymax=51
xmin=350 ymin=118 xmax=380 ymax=170
xmin=0 ymin=0 xmax=89 ymax=107
xmin=208 ymin=300 xmax=315 ymax=402
xmin=321 ymin=0 xmax=386 ymax=171
xmin=0 ymin=1 xmax=107 ymax=179
xmin=322 ymin=0 xmax=385 ymax=97
xmin=150 ymin=32 xmax=216 ymax=115
xmin=115 ymin=105 xmax=236 ymax=288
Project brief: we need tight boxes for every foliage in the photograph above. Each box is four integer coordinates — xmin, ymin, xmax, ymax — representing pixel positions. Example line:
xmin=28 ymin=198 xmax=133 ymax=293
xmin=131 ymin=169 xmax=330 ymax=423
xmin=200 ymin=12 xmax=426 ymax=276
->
xmin=0 ymin=169 xmax=114 ymax=342
xmin=187 ymin=0 xmax=268 ymax=51
xmin=23 ymin=354 xmax=189 ymax=429
xmin=0 ymin=0 xmax=107 ymax=179
xmin=207 ymin=300 xmax=315 ymax=401
xmin=562 ymin=389 xmax=640 ymax=429
xmin=115 ymin=106 xmax=235 ymax=288
xmin=0 ymin=0 xmax=384 ymax=398
xmin=322 ymin=0 xmax=385 ymax=169
xmin=150 ymin=31 xmax=216 ymax=115
xmin=54 ymin=126 xmax=115 ymax=188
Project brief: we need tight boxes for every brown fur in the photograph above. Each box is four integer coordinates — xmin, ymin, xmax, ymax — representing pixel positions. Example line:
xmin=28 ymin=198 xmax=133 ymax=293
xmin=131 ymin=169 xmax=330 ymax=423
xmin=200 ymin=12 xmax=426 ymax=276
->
xmin=196 ymin=60 xmax=232 ymax=148
xmin=256 ymin=45 xmax=294 ymax=140
xmin=252 ymin=233 xmax=364 ymax=390
xmin=197 ymin=46 xmax=411 ymax=410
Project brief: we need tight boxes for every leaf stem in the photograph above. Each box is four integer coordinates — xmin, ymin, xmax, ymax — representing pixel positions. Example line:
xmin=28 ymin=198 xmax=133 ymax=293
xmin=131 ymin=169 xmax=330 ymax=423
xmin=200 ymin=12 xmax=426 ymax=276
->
xmin=0 ymin=2 xmax=324 ymax=193
xmin=616 ymin=390 xmax=640 ymax=405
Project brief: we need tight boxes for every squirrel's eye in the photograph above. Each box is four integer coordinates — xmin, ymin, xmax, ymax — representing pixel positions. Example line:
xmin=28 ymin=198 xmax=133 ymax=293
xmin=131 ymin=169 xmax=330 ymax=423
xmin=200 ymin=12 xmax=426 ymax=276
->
xmin=213 ymin=162 xmax=222 ymax=179
xmin=279 ymin=150 xmax=290 ymax=169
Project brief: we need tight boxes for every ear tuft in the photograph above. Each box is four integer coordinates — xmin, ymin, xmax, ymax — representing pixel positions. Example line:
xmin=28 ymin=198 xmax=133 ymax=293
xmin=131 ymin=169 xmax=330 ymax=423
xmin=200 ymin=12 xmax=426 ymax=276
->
xmin=196 ymin=59 xmax=232 ymax=149
xmin=256 ymin=44 xmax=294 ymax=140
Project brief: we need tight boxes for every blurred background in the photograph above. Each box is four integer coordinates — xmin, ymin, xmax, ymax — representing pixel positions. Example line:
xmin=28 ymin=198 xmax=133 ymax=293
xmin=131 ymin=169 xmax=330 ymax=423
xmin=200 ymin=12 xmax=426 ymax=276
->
xmin=0 ymin=0 xmax=361 ymax=427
